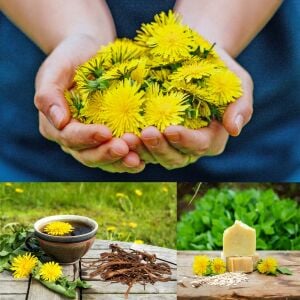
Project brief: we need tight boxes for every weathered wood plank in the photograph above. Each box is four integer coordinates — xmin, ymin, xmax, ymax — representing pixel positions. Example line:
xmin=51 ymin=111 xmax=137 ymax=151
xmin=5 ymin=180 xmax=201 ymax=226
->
xmin=82 ymin=294 xmax=176 ymax=300
xmin=0 ymin=271 xmax=28 ymax=281
xmin=0 ymin=295 xmax=26 ymax=300
xmin=0 ymin=281 xmax=28 ymax=294
xmin=177 ymin=251 xmax=300 ymax=299
xmin=27 ymin=263 xmax=79 ymax=300
xmin=90 ymin=240 xmax=133 ymax=250
xmin=82 ymin=280 xmax=177 ymax=294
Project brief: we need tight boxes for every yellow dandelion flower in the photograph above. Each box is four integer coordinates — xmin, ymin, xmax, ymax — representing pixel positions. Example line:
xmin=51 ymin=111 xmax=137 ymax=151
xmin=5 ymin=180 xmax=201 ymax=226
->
xmin=102 ymin=59 xmax=140 ymax=80
xmin=130 ymin=58 xmax=149 ymax=84
xmin=44 ymin=221 xmax=74 ymax=236
xmin=144 ymin=85 xmax=190 ymax=132
xmin=100 ymin=38 xmax=146 ymax=64
xmin=106 ymin=226 xmax=117 ymax=232
xmin=193 ymin=255 xmax=210 ymax=276
xmin=39 ymin=262 xmax=62 ymax=282
xmin=134 ymin=189 xmax=143 ymax=197
xmin=5 ymin=182 xmax=12 ymax=187
xmin=64 ymin=89 xmax=84 ymax=119
xmin=134 ymin=240 xmax=144 ymax=244
xmin=170 ymin=61 xmax=217 ymax=83
xmin=136 ymin=11 xmax=195 ymax=63
xmin=128 ymin=222 xmax=138 ymax=228
xmin=100 ymin=79 xmax=145 ymax=137
xmin=162 ymin=186 xmax=169 ymax=192
xmin=257 ymin=257 xmax=278 ymax=275
xmin=184 ymin=118 xmax=208 ymax=130
xmin=15 ymin=188 xmax=24 ymax=193
xmin=11 ymin=253 xmax=38 ymax=278
xmin=76 ymin=54 xmax=108 ymax=79
xmin=80 ymin=91 xmax=105 ymax=124
xmin=211 ymin=258 xmax=226 ymax=275
xmin=205 ymin=69 xmax=243 ymax=105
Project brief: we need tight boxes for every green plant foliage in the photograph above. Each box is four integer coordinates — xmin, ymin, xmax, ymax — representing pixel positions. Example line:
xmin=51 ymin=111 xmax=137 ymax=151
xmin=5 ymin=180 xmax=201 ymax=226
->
xmin=177 ymin=188 xmax=300 ymax=250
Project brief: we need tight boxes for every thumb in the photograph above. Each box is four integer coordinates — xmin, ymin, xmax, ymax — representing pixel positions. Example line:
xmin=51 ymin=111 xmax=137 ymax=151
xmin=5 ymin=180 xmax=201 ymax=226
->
xmin=34 ymin=41 xmax=78 ymax=129
xmin=223 ymin=70 xmax=254 ymax=137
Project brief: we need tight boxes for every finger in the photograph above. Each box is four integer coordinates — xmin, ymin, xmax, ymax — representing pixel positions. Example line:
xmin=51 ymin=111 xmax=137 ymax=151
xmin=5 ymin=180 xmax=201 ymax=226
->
xmin=122 ymin=133 xmax=156 ymax=164
xmin=39 ymin=113 xmax=112 ymax=150
xmin=100 ymin=159 xmax=146 ymax=174
xmin=67 ymin=138 xmax=129 ymax=167
xmin=122 ymin=151 xmax=142 ymax=168
xmin=164 ymin=121 xmax=229 ymax=156
xmin=141 ymin=127 xmax=189 ymax=169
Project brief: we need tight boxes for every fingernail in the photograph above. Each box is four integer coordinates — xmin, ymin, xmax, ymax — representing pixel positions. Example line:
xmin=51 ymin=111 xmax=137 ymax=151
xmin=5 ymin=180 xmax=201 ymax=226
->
xmin=49 ymin=105 xmax=64 ymax=128
xmin=235 ymin=114 xmax=244 ymax=135
xmin=143 ymin=137 xmax=159 ymax=147
xmin=166 ymin=132 xmax=180 ymax=143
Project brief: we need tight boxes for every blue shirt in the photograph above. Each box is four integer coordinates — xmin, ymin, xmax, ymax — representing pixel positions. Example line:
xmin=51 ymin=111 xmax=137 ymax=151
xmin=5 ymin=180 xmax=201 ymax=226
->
xmin=0 ymin=0 xmax=299 ymax=181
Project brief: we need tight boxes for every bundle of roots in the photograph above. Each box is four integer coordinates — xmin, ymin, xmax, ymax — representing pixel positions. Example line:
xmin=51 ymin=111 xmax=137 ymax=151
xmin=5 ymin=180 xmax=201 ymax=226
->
xmin=84 ymin=244 xmax=172 ymax=298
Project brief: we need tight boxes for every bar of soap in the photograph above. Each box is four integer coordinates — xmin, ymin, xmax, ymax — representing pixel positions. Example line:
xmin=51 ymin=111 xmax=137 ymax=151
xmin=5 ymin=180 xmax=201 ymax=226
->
xmin=226 ymin=256 xmax=254 ymax=273
xmin=223 ymin=220 xmax=256 ymax=259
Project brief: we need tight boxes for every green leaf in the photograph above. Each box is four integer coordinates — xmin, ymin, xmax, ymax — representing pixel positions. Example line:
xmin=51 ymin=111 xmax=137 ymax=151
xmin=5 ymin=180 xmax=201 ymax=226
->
xmin=277 ymin=267 xmax=293 ymax=275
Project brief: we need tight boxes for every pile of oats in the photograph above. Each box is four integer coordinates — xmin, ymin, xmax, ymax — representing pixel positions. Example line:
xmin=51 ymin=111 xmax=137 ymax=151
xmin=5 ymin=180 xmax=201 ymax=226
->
xmin=178 ymin=272 xmax=249 ymax=288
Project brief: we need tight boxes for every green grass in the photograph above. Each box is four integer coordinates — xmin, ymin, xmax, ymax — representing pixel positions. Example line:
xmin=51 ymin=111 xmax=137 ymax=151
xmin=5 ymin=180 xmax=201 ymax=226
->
xmin=0 ymin=182 xmax=176 ymax=249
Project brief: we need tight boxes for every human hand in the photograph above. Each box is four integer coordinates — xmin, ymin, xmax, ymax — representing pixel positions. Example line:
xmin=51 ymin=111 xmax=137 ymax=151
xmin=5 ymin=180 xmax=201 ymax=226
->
xmin=123 ymin=48 xmax=253 ymax=170
xmin=35 ymin=34 xmax=145 ymax=173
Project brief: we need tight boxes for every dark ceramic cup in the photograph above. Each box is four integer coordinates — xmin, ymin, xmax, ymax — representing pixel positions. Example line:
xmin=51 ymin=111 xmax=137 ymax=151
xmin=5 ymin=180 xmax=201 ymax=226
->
xmin=33 ymin=215 xmax=98 ymax=264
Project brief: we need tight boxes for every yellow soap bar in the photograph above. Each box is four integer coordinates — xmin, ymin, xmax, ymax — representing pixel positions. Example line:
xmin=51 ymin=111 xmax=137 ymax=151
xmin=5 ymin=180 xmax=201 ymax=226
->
xmin=226 ymin=256 xmax=254 ymax=273
xmin=223 ymin=220 xmax=256 ymax=258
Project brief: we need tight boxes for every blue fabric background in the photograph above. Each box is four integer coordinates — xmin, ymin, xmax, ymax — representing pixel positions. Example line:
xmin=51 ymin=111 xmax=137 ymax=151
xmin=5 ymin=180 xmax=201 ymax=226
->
xmin=0 ymin=0 xmax=299 ymax=181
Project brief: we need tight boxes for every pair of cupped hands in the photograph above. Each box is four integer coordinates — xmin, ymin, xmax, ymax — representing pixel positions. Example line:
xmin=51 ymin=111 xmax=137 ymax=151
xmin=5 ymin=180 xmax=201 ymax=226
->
xmin=35 ymin=34 xmax=253 ymax=174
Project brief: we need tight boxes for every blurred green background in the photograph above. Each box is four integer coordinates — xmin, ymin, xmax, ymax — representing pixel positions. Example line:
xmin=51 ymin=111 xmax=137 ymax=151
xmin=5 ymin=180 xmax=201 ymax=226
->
xmin=0 ymin=182 xmax=176 ymax=249
xmin=177 ymin=183 xmax=300 ymax=251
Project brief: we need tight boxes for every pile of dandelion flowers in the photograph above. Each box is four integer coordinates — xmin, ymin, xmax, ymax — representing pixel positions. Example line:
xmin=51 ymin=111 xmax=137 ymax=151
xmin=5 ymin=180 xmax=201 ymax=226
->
xmin=39 ymin=262 xmax=63 ymax=282
xmin=206 ymin=68 xmax=243 ymax=105
xmin=100 ymin=79 xmax=145 ymax=137
xmin=144 ymin=87 xmax=189 ymax=132
xmin=11 ymin=253 xmax=38 ymax=278
xmin=44 ymin=221 xmax=74 ymax=236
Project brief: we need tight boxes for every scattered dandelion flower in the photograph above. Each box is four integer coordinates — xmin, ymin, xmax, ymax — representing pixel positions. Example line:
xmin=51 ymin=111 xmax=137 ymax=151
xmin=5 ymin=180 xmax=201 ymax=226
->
xmin=5 ymin=182 xmax=12 ymax=187
xmin=134 ymin=240 xmax=144 ymax=244
xmin=257 ymin=257 xmax=278 ymax=275
xmin=116 ymin=193 xmax=128 ymax=198
xmin=11 ymin=253 xmax=38 ymax=278
xmin=162 ymin=187 xmax=169 ymax=192
xmin=15 ymin=188 xmax=24 ymax=193
xmin=44 ymin=221 xmax=74 ymax=236
xmin=134 ymin=189 xmax=143 ymax=197
xmin=193 ymin=255 xmax=210 ymax=276
xmin=128 ymin=222 xmax=138 ymax=228
xmin=211 ymin=258 xmax=226 ymax=275
xmin=39 ymin=262 xmax=62 ymax=282
xmin=106 ymin=226 xmax=117 ymax=232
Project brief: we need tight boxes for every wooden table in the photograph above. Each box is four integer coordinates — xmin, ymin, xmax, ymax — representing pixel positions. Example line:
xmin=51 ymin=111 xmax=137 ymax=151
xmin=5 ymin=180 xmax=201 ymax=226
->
xmin=0 ymin=240 xmax=177 ymax=300
xmin=177 ymin=251 xmax=300 ymax=300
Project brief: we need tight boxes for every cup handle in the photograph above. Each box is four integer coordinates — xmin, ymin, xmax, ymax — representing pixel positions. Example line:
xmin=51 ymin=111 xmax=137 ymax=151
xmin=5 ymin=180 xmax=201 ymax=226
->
xmin=25 ymin=233 xmax=39 ymax=252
